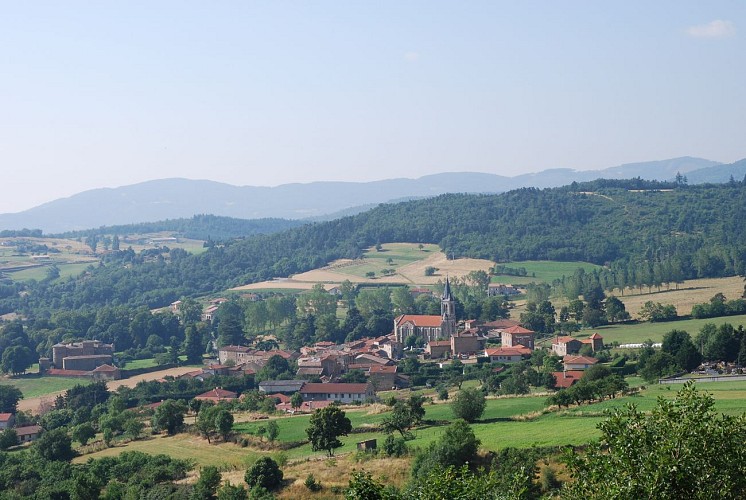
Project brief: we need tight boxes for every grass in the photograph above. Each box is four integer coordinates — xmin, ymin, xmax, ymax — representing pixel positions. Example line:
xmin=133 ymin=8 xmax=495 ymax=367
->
xmin=337 ymin=243 xmax=438 ymax=279
xmin=0 ymin=374 xmax=90 ymax=398
xmin=590 ymin=314 xmax=746 ymax=345
xmin=73 ymin=378 xmax=746 ymax=479
xmin=491 ymin=260 xmax=602 ymax=285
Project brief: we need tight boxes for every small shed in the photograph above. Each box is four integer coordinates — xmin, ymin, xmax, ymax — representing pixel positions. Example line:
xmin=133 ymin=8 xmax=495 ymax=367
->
xmin=357 ymin=439 xmax=377 ymax=451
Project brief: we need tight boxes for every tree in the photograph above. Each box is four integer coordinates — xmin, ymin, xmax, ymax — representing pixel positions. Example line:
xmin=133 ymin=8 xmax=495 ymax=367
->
xmin=290 ymin=392 xmax=303 ymax=411
xmin=217 ymin=300 xmax=245 ymax=347
xmin=215 ymin=408 xmax=234 ymax=442
xmin=604 ymin=296 xmax=630 ymax=323
xmin=72 ymin=423 xmax=96 ymax=445
xmin=563 ymin=381 xmax=746 ymax=499
xmin=381 ymin=395 xmax=426 ymax=438
xmin=217 ymin=482 xmax=249 ymax=500
xmin=33 ymin=428 xmax=75 ymax=461
xmin=152 ymin=399 xmax=187 ymax=435
xmin=266 ymin=420 xmax=279 ymax=442
xmin=184 ymin=325 xmax=205 ymax=364
xmin=306 ymin=405 xmax=352 ymax=456
xmin=411 ymin=419 xmax=481 ymax=479
xmin=0 ymin=385 xmax=23 ymax=413
xmin=244 ymin=457 xmax=283 ymax=490
xmin=0 ymin=428 xmax=18 ymax=450
xmin=0 ymin=345 xmax=34 ymax=375
xmin=193 ymin=466 xmax=222 ymax=500
xmin=451 ymin=387 xmax=486 ymax=423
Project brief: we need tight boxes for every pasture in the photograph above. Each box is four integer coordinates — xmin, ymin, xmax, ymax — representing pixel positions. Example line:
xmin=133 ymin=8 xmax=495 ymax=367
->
xmin=588 ymin=313 xmax=746 ymax=345
xmin=491 ymin=260 xmax=602 ymax=285
xmin=0 ymin=374 xmax=90 ymax=399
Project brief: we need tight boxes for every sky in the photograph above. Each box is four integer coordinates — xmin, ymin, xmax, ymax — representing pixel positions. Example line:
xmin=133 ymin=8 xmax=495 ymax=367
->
xmin=1 ymin=1 xmax=745 ymax=214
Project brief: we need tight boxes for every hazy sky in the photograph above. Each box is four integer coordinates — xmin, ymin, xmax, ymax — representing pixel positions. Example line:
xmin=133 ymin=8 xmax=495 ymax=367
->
xmin=2 ymin=2 xmax=745 ymax=214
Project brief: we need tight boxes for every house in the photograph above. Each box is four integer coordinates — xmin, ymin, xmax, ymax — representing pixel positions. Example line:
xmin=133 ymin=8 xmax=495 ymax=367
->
xmin=393 ymin=278 xmax=457 ymax=343
xmin=275 ymin=400 xmax=333 ymax=414
xmin=202 ymin=305 xmax=219 ymax=322
xmin=194 ymin=388 xmax=238 ymax=403
xmin=484 ymin=347 xmax=531 ymax=364
xmin=501 ymin=325 xmax=535 ymax=350
xmin=409 ymin=287 xmax=433 ymax=298
xmin=0 ymin=413 xmax=14 ymax=430
xmin=369 ymin=365 xmax=398 ymax=390
xmin=15 ymin=425 xmax=41 ymax=444
xmin=90 ymin=364 xmax=121 ymax=381
xmin=580 ymin=333 xmax=604 ymax=352
xmin=170 ymin=300 xmax=182 ymax=313
xmin=482 ymin=319 xmax=520 ymax=341
xmin=451 ymin=328 xmax=485 ymax=356
xmin=426 ymin=340 xmax=451 ymax=359
xmin=551 ymin=371 xmax=584 ymax=389
xmin=563 ymin=355 xmax=599 ymax=371
xmin=258 ymin=380 xmax=306 ymax=395
xmin=552 ymin=336 xmax=584 ymax=357
xmin=487 ymin=284 xmax=521 ymax=297
xmin=300 ymin=382 xmax=376 ymax=403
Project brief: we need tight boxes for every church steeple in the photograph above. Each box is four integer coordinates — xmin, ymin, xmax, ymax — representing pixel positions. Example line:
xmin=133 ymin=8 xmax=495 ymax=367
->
xmin=440 ymin=276 xmax=457 ymax=337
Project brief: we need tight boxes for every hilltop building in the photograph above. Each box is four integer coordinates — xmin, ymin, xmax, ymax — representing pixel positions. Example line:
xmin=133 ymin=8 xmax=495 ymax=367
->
xmin=50 ymin=340 xmax=114 ymax=371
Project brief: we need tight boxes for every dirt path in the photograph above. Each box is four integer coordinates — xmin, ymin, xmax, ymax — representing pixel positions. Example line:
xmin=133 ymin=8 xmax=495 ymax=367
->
xmin=17 ymin=366 xmax=201 ymax=414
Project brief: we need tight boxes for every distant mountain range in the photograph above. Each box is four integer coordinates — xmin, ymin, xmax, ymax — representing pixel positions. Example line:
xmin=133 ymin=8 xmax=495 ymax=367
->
xmin=2 ymin=156 xmax=744 ymax=233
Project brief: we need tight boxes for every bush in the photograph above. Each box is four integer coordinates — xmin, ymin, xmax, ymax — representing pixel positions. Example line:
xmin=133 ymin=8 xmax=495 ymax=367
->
xmin=304 ymin=474 xmax=322 ymax=492
xmin=382 ymin=434 xmax=408 ymax=457
xmin=245 ymin=457 xmax=283 ymax=490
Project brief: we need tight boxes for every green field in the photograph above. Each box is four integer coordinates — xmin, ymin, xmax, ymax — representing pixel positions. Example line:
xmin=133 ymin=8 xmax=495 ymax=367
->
xmin=74 ymin=379 xmax=746 ymax=470
xmin=589 ymin=314 xmax=746 ymax=345
xmin=491 ymin=260 xmax=602 ymax=285
xmin=0 ymin=375 xmax=90 ymax=398
xmin=8 ymin=261 xmax=94 ymax=282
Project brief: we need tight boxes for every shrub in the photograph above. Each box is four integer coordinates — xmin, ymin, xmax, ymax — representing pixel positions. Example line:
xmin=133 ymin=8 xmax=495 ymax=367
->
xmin=245 ymin=457 xmax=283 ymax=490
xmin=304 ymin=474 xmax=322 ymax=492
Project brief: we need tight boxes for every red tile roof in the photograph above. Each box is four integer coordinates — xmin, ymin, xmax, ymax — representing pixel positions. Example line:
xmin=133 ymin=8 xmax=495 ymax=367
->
xmin=219 ymin=345 xmax=251 ymax=353
xmin=563 ymin=355 xmax=599 ymax=365
xmin=195 ymin=388 xmax=238 ymax=400
xmin=503 ymin=325 xmax=535 ymax=335
xmin=395 ymin=314 xmax=443 ymax=328
xmin=91 ymin=364 xmax=119 ymax=372
xmin=589 ymin=333 xmax=603 ymax=339
xmin=554 ymin=336 xmax=580 ymax=344
xmin=428 ymin=340 xmax=451 ymax=347
xmin=552 ymin=371 xmax=584 ymax=389
xmin=0 ymin=413 xmax=12 ymax=422
xmin=485 ymin=347 xmax=531 ymax=357
xmin=300 ymin=383 xmax=371 ymax=394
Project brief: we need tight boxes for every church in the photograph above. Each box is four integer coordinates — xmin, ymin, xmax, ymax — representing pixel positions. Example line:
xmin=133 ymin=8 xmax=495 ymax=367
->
xmin=393 ymin=278 xmax=457 ymax=343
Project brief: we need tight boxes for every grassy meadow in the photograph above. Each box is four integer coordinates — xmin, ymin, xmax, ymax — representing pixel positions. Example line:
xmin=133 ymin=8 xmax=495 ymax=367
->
xmin=0 ymin=374 xmax=90 ymax=398
xmin=336 ymin=243 xmax=439 ymax=279
xmin=491 ymin=260 xmax=602 ymax=285
xmin=75 ymin=378 xmax=746 ymax=478
xmin=582 ymin=313 xmax=746 ymax=345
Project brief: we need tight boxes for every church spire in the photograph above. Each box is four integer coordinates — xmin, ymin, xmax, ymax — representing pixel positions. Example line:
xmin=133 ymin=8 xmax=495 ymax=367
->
xmin=442 ymin=275 xmax=452 ymax=301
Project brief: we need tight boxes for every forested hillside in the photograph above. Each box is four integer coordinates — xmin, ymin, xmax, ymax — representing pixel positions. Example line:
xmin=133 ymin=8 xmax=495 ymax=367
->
xmin=4 ymin=179 xmax=746 ymax=315
xmin=53 ymin=214 xmax=305 ymax=242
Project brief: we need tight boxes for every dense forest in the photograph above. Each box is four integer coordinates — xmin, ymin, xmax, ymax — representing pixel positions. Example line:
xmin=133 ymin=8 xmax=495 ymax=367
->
xmin=2 ymin=178 xmax=746 ymax=316
xmin=51 ymin=214 xmax=305 ymax=242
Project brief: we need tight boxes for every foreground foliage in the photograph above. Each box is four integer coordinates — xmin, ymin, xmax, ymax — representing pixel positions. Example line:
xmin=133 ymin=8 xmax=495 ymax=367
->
xmin=563 ymin=381 xmax=746 ymax=499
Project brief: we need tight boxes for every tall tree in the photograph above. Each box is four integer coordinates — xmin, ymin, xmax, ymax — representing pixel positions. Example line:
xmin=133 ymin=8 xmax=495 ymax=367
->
xmin=306 ymin=405 xmax=352 ymax=456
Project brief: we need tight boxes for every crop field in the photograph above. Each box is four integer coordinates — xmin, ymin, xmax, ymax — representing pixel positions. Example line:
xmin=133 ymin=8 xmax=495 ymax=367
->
xmin=491 ymin=260 xmax=602 ymax=285
xmin=614 ymin=276 xmax=745 ymax=318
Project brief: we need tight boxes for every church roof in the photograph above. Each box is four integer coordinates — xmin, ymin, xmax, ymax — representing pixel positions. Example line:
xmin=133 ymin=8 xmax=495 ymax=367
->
xmin=395 ymin=315 xmax=443 ymax=328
